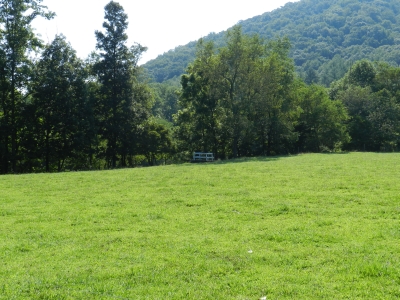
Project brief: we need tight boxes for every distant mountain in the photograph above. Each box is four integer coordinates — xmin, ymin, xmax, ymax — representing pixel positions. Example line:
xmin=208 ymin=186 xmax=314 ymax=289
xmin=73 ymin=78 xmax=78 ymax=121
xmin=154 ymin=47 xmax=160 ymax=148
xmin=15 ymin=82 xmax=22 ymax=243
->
xmin=143 ymin=0 xmax=400 ymax=86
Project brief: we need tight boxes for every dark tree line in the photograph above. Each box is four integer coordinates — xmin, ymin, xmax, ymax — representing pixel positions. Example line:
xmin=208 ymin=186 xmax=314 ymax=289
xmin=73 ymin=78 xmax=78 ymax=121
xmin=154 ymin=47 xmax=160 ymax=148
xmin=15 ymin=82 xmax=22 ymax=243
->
xmin=0 ymin=0 xmax=171 ymax=174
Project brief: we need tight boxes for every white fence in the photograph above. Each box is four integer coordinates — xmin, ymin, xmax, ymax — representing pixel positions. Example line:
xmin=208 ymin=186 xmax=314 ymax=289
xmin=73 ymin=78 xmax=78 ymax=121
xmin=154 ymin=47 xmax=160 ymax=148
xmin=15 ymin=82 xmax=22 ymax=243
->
xmin=192 ymin=152 xmax=214 ymax=162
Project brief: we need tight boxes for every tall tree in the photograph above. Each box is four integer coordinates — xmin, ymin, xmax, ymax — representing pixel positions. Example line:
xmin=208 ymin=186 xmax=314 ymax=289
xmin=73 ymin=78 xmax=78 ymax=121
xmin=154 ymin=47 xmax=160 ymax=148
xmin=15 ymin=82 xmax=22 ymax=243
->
xmin=335 ymin=85 xmax=374 ymax=150
xmin=176 ymin=27 xmax=299 ymax=158
xmin=31 ymin=35 xmax=89 ymax=172
xmin=251 ymin=38 xmax=297 ymax=156
xmin=218 ymin=26 xmax=263 ymax=158
xmin=304 ymin=68 xmax=319 ymax=85
xmin=94 ymin=1 xmax=147 ymax=168
xmin=0 ymin=0 xmax=53 ymax=173
xmin=176 ymin=40 xmax=225 ymax=158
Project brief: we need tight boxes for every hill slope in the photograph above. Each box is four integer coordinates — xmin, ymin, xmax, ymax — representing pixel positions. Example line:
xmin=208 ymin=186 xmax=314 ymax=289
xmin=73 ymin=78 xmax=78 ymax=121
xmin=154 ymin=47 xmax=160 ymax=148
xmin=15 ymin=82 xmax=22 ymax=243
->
xmin=143 ymin=0 xmax=400 ymax=85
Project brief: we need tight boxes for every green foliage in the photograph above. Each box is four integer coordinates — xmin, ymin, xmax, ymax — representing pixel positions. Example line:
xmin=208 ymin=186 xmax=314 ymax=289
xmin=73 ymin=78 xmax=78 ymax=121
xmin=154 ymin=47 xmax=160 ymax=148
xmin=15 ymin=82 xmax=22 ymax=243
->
xmin=368 ymin=89 xmax=400 ymax=150
xmin=348 ymin=60 xmax=376 ymax=87
xmin=0 ymin=0 xmax=177 ymax=173
xmin=6 ymin=0 xmax=400 ymax=172
xmin=0 ymin=0 xmax=54 ymax=173
xmin=149 ymin=80 xmax=180 ymax=122
xmin=30 ymin=35 xmax=89 ymax=172
xmin=175 ymin=39 xmax=224 ymax=157
xmin=318 ymin=54 xmax=348 ymax=86
xmin=176 ymin=28 xmax=300 ymax=158
xmin=1 ymin=153 xmax=400 ymax=298
xmin=176 ymin=27 xmax=348 ymax=158
xmin=331 ymin=60 xmax=400 ymax=151
xmin=334 ymin=85 xmax=374 ymax=150
xmin=143 ymin=0 xmax=400 ymax=86
xmin=252 ymin=37 xmax=298 ymax=156
xmin=93 ymin=1 xmax=150 ymax=168
xmin=138 ymin=119 xmax=175 ymax=165
xmin=296 ymin=84 xmax=350 ymax=152
xmin=304 ymin=68 xmax=319 ymax=85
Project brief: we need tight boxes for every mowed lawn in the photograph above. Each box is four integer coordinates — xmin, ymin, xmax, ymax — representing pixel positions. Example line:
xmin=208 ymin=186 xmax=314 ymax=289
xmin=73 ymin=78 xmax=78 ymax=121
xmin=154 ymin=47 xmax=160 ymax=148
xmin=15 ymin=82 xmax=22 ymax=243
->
xmin=1 ymin=153 xmax=400 ymax=299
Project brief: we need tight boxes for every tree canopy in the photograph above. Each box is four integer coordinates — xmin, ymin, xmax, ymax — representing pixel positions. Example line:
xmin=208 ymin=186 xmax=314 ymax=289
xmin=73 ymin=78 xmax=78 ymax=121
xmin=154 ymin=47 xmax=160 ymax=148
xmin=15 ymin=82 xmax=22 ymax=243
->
xmin=175 ymin=26 xmax=349 ymax=159
xmin=143 ymin=0 xmax=400 ymax=87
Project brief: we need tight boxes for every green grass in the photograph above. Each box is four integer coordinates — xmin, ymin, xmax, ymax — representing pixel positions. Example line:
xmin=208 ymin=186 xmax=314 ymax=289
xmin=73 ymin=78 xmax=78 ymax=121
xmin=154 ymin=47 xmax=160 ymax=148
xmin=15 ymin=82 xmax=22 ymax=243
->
xmin=1 ymin=153 xmax=400 ymax=299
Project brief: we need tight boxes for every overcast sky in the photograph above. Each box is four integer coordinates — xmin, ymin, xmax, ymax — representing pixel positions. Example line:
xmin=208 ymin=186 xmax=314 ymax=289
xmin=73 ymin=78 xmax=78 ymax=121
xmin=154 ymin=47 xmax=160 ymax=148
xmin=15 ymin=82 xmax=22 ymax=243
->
xmin=32 ymin=0 xmax=300 ymax=65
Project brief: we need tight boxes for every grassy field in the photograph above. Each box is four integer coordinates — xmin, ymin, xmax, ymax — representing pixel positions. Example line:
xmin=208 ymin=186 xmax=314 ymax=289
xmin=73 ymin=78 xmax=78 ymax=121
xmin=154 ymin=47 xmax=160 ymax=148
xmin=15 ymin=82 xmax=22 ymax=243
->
xmin=1 ymin=153 xmax=400 ymax=299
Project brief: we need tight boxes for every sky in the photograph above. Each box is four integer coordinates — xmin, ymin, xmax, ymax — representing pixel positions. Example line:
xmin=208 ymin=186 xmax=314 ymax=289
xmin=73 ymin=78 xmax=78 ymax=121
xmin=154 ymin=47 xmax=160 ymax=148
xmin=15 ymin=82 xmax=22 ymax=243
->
xmin=32 ymin=0 xmax=300 ymax=65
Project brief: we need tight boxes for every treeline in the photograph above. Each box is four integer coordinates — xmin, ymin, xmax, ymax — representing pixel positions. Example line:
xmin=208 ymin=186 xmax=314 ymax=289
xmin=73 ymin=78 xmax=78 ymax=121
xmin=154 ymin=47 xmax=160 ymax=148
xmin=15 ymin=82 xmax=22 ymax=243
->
xmin=331 ymin=60 xmax=400 ymax=151
xmin=174 ymin=26 xmax=400 ymax=159
xmin=0 ymin=0 xmax=172 ymax=174
xmin=3 ymin=1 xmax=400 ymax=174
xmin=175 ymin=26 xmax=349 ymax=158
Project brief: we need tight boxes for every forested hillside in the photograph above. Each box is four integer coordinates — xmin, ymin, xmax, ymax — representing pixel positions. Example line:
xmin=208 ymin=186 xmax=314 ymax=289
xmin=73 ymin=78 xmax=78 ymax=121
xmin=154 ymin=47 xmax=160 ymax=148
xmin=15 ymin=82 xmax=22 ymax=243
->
xmin=144 ymin=0 xmax=400 ymax=86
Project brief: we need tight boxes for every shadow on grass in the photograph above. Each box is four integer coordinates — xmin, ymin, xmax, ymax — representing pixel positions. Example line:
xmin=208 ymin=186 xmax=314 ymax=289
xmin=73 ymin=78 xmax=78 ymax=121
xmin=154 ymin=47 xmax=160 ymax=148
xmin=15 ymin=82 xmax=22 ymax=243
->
xmin=213 ymin=151 xmax=352 ymax=164
xmin=182 ymin=155 xmax=295 ymax=166
xmin=176 ymin=156 xmax=280 ymax=167
xmin=319 ymin=151 xmax=350 ymax=155
xmin=213 ymin=156 xmax=283 ymax=164
xmin=179 ymin=151 xmax=351 ymax=167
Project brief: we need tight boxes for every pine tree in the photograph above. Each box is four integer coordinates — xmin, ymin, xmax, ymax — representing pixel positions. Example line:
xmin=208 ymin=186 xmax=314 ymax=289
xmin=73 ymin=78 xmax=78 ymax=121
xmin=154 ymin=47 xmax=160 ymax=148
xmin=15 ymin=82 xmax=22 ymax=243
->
xmin=94 ymin=1 xmax=147 ymax=168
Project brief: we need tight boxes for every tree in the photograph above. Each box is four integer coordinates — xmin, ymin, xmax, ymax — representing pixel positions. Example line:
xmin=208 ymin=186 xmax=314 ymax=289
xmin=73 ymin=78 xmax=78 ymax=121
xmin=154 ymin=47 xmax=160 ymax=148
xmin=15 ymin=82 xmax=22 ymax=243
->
xmin=331 ymin=60 xmax=400 ymax=151
xmin=0 ymin=0 xmax=54 ymax=173
xmin=139 ymin=121 xmax=174 ymax=166
xmin=0 ymin=43 xmax=8 ymax=173
xmin=31 ymin=35 xmax=89 ymax=172
xmin=373 ymin=62 xmax=400 ymax=96
xmin=368 ymin=89 xmax=400 ymax=151
xmin=305 ymin=68 xmax=319 ymax=85
xmin=94 ymin=1 xmax=148 ymax=168
xmin=176 ymin=27 xmax=265 ymax=159
xmin=296 ymin=84 xmax=349 ymax=152
xmin=176 ymin=27 xmax=299 ymax=158
xmin=348 ymin=60 xmax=376 ymax=87
xmin=250 ymin=38 xmax=297 ymax=156
xmin=218 ymin=26 xmax=264 ymax=158
xmin=335 ymin=85 xmax=373 ymax=150
xmin=150 ymin=81 xmax=179 ymax=122
xmin=176 ymin=40 xmax=225 ymax=158
xmin=319 ymin=55 xmax=348 ymax=86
